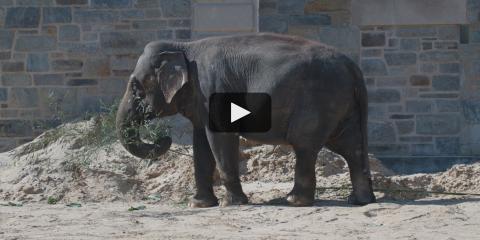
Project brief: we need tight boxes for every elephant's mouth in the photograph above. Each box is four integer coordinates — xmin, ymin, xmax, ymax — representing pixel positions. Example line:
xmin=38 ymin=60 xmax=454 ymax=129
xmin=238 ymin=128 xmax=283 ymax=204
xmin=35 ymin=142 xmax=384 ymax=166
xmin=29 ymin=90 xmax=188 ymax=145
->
xmin=116 ymin=93 xmax=172 ymax=159
xmin=144 ymin=110 xmax=156 ymax=121
xmin=117 ymin=117 xmax=173 ymax=159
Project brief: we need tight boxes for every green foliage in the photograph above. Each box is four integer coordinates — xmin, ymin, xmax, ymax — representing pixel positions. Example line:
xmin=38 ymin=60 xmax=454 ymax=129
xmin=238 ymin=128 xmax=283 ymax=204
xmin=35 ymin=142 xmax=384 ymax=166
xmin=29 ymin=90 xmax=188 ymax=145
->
xmin=12 ymin=90 xmax=171 ymax=172
xmin=74 ymin=100 xmax=120 ymax=149
xmin=0 ymin=201 xmax=23 ymax=207
xmin=127 ymin=205 xmax=146 ymax=211
xmin=15 ymin=128 xmax=63 ymax=157
xmin=66 ymin=203 xmax=82 ymax=207
xmin=141 ymin=118 xmax=171 ymax=143
xmin=175 ymin=196 xmax=191 ymax=209
xmin=47 ymin=196 xmax=58 ymax=205
xmin=13 ymin=90 xmax=71 ymax=158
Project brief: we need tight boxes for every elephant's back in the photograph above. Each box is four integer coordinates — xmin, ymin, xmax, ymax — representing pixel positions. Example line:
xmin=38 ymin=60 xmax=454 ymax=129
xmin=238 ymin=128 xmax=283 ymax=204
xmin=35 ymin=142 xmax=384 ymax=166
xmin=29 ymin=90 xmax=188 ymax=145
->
xmin=194 ymin=33 xmax=337 ymax=58
xmin=192 ymin=32 xmax=355 ymax=94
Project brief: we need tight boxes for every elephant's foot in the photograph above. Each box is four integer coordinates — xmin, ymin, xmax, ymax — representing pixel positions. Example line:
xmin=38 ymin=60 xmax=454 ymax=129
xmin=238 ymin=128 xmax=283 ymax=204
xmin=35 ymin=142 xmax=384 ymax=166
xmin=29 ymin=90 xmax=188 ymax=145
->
xmin=220 ymin=192 xmax=248 ymax=207
xmin=286 ymin=192 xmax=314 ymax=207
xmin=286 ymin=186 xmax=314 ymax=207
xmin=188 ymin=194 xmax=218 ymax=208
xmin=347 ymin=191 xmax=376 ymax=206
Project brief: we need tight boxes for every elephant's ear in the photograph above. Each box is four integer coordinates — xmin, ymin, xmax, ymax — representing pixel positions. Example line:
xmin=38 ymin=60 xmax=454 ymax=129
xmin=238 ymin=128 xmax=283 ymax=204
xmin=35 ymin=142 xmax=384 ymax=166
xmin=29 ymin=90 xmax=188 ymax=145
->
xmin=152 ymin=51 xmax=188 ymax=104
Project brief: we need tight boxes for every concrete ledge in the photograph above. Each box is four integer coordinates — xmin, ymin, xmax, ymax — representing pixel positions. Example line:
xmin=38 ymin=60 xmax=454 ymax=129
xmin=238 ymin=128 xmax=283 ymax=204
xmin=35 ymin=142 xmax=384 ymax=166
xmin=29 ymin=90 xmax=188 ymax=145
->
xmin=352 ymin=0 xmax=467 ymax=26
xmin=192 ymin=0 xmax=258 ymax=33
xmin=377 ymin=156 xmax=479 ymax=174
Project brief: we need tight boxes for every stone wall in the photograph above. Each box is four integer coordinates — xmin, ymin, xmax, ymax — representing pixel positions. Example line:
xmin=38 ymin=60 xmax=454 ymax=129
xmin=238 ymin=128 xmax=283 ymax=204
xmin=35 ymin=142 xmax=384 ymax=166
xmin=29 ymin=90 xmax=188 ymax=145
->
xmin=260 ymin=0 xmax=480 ymax=172
xmin=0 ymin=0 xmax=192 ymax=151
xmin=1 ymin=0 xmax=480 ymax=172
xmin=360 ymin=25 xmax=467 ymax=172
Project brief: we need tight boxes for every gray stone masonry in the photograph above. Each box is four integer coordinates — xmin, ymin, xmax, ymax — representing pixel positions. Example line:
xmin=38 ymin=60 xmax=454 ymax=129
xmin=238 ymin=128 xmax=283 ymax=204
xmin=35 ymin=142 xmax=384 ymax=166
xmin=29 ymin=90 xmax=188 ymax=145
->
xmin=1 ymin=0 xmax=480 ymax=171
xmin=0 ymin=0 xmax=191 ymax=151
xmin=259 ymin=0 xmax=480 ymax=169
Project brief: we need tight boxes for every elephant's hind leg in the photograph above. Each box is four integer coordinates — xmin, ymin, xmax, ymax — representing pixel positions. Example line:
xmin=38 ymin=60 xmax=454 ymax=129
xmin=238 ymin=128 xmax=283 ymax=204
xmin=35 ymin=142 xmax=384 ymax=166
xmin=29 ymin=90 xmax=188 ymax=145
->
xmin=287 ymin=146 xmax=319 ymax=206
xmin=326 ymin=119 xmax=376 ymax=205
xmin=286 ymin=108 xmax=338 ymax=206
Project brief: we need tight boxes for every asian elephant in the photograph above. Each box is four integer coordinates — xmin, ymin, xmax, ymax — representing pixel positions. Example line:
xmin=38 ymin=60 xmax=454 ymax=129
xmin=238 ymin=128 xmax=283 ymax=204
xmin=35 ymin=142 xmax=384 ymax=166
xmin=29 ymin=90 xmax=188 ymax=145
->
xmin=116 ymin=33 xmax=376 ymax=207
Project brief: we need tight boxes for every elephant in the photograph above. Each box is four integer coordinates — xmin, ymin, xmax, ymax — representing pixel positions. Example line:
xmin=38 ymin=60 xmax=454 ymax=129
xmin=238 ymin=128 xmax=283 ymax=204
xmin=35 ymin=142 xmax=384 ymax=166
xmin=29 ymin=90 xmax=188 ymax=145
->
xmin=116 ymin=33 xmax=376 ymax=207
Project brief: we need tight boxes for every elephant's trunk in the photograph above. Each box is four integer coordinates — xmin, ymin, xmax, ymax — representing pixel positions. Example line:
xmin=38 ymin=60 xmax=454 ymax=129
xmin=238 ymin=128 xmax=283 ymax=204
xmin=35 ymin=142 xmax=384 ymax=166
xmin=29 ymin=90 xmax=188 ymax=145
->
xmin=116 ymin=80 xmax=172 ymax=159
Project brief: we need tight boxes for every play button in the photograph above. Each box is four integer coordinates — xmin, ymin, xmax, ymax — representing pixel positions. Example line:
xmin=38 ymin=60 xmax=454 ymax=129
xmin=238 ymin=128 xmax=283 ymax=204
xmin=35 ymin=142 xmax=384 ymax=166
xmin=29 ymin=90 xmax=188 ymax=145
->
xmin=230 ymin=102 xmax=251 ymax=123
xmin=209 ymin=93 xmax=271 ymax=132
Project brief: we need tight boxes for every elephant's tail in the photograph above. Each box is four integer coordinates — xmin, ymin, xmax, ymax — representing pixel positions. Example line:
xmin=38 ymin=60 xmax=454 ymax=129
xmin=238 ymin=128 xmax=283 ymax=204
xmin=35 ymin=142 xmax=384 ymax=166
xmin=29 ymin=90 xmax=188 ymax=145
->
xmin=349 ymin=60 xmax=370 ymax=175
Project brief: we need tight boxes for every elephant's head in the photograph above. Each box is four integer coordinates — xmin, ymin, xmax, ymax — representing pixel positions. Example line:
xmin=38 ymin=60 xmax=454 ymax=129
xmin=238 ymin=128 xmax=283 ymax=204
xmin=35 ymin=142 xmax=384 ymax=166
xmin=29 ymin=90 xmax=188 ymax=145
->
xmin=116 ymin=44 xmax=189 ymax=159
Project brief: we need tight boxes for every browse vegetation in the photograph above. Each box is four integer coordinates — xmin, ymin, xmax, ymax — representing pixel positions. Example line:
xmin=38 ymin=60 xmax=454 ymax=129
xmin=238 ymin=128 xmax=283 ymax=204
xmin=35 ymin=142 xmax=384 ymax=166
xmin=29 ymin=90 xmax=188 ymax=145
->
xmin=47 ymin=196 xmax=58 ymax=205
xmin=66 ymin=203 xmax=82 ymax=208
xmin=128 ymin=205 xmax=147 ymax=211
xmin=12 ymin=90 xmax=171 ymax=172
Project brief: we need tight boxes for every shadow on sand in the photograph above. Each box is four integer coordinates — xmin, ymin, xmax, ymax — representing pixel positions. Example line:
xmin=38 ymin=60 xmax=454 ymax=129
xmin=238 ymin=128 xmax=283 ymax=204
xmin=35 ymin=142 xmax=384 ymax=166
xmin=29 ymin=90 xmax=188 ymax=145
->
xmin=255 ymin=196 xmax=480 ymax=208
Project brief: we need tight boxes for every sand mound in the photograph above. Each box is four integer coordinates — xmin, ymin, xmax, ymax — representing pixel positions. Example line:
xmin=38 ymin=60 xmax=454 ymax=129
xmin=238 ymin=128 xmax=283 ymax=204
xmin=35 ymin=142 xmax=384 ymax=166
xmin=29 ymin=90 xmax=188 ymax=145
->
xmin=373 ymin=163 xmax=480 ymax=200
xmin=0 ymin=116 xmax=479 ymax=204
xmin=0 ymin=117 xmax=198 ymax=203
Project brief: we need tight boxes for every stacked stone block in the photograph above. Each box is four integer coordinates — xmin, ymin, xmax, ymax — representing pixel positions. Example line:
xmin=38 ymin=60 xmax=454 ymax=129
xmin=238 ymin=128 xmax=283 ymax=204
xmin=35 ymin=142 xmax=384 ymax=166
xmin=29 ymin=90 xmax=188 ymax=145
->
xmin=0 ymin=0 xmax=479 ymax=169
xmin=0 ymin=0 xmax=192 ymax=151
xmin=259 ymin=0 xmax=480 ymax=168
xmin=259 ymin=0 xmax=359 ymax=60
xmin=361 ymin=25 xmax=464 ymax=157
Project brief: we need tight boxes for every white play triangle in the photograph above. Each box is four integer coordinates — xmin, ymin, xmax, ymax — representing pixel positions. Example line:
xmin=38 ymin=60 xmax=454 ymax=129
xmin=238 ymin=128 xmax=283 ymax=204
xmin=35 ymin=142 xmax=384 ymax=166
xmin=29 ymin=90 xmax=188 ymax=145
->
xmin=230 ymin=102 xmax=251 ymax=123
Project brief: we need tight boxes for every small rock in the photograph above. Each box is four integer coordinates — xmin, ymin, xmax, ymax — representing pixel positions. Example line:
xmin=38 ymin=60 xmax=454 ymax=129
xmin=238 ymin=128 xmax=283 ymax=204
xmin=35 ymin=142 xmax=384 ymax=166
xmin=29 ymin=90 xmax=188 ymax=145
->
xmin=22 ymin=185 xmax=43 ymax=194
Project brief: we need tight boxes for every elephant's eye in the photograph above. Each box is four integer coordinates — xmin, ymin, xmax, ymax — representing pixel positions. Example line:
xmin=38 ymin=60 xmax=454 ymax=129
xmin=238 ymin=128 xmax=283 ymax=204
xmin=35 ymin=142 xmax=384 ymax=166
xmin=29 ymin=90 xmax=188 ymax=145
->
xmin=142 ymin=75 xmax=156 ymax=91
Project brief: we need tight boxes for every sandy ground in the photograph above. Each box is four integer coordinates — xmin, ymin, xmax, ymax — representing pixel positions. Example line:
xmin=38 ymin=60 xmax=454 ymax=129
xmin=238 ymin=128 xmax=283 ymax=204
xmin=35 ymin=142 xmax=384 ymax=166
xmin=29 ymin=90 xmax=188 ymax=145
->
xmin=2 ymin=195 xmax=480 ymax=240
xmin=1 ymin=116 xmax=480 ymax=239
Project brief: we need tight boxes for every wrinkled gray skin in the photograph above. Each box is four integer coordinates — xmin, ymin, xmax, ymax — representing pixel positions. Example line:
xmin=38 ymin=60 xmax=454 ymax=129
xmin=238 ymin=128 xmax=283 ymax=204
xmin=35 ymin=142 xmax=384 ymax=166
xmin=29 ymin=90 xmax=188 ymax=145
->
xmin=116 ymin=33 xmax=376 ymax=207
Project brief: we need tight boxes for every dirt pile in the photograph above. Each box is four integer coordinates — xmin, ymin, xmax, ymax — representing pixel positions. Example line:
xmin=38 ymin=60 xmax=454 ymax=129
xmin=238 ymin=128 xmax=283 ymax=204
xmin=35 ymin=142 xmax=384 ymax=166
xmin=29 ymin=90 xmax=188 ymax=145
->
xmin=0 ymin=116 xmax=479 ymax=204
xmin=239 ymin=143 xmax=394 ymax=183
xmin=373 ymin=163 xmax=480 ymax=200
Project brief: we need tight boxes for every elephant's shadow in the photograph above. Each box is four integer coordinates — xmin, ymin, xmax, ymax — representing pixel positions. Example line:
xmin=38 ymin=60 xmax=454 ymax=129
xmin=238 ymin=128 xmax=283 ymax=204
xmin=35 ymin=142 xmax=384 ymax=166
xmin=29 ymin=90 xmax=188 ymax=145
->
xmin=255 ymin=196 xmax=480 ymax=207
xmin=376 ymin=197 xmax=480 ymax=206
xmin=255 ymin=197 xmax=350 ymax=207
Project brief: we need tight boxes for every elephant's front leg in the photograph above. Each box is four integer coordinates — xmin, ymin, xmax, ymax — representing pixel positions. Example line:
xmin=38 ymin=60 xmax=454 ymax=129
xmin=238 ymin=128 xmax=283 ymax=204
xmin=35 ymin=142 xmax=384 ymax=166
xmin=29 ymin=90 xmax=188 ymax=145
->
xmin=189 ymin=128 xmax=219 ymax=208
xmin=205 ymin=129 xmax=248 ymax=207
